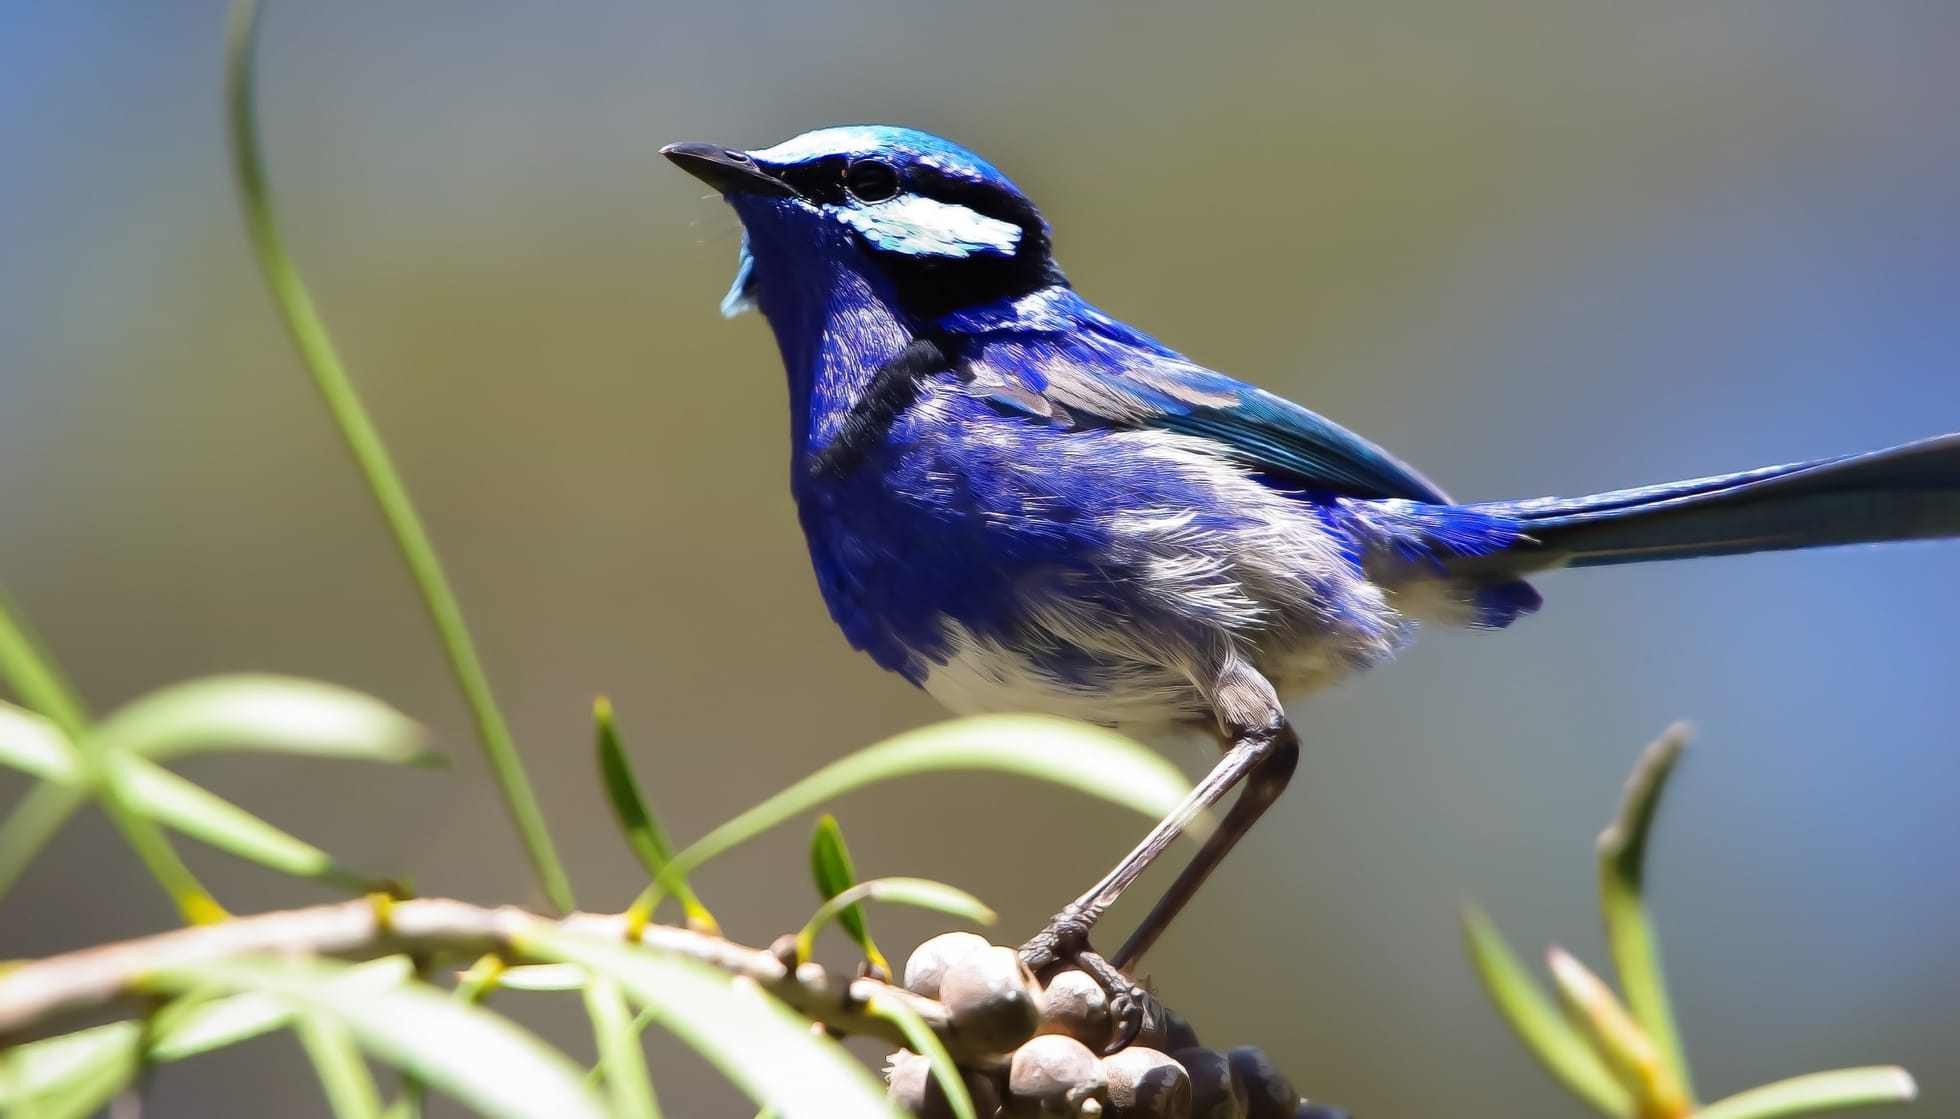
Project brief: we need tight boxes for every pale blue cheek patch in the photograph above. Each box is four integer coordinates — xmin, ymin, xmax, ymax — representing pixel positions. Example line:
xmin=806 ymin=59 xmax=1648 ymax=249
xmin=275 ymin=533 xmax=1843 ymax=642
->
xmin=838 ymin=196 xmax=1022 ymax=259
xmin=720 ymin=234 xmax=758 ymax=318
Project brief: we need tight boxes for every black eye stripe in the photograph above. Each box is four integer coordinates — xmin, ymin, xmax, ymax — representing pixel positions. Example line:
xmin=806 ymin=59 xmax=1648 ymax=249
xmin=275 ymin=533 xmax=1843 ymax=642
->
xmin=774 ymin=156 xmax=850 ymax=205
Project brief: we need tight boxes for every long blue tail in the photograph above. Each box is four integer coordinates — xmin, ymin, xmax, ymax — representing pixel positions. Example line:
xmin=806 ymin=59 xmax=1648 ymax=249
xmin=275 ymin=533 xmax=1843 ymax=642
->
xmin=1463 ymin=433 xmax=1960 ymax=573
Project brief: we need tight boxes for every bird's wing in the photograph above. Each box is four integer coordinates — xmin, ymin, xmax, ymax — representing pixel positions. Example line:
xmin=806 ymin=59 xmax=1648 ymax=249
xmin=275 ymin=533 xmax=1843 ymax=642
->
xmin=958 ymin=320 xmax=1451 ymax=504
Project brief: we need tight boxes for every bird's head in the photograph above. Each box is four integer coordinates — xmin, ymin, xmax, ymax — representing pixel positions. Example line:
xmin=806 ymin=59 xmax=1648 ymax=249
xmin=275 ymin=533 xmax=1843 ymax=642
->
xmin=663 ymin=126 xmax=1065 ymax=324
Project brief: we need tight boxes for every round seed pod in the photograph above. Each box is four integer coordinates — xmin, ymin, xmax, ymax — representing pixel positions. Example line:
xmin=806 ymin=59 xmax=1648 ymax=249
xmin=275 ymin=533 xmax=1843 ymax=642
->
xmin=1163 ymin=1009 xmax=1200 ymax=1054
xmin=1294 ymin=1104 xmax=1350 ymax=1119
xmin=1174 ymin=1047 xmax=1247 ymax=1119
xmin=903 ymin=931 xmax=993 ymax=1000
xmin=1102 ymin=1046 xmax=1191 ymax=1117
xmin=1038 ymin=967 xmax=1112 ymax=1047
xmin=1008 ymin=1034 xmax=1108 ymax=1114
xmin=884 ymin=1049 xmax=1003 ymax=1118
xmin=941 ymin=945 xmax=1043 ymax=1054
xmin=1227 ymin=1047 xmax=1295 ymax=1118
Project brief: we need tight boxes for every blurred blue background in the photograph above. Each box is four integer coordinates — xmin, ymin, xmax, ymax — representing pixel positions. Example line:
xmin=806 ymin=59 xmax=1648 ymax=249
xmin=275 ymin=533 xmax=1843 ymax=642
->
xmin=3 ymin=3 xmax=1956 ymax=1115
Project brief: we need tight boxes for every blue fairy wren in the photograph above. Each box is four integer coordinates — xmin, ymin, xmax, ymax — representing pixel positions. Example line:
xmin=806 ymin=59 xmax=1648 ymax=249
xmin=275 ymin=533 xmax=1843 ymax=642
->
xmin=664 ymin=126 xmax=1960 ymax=1041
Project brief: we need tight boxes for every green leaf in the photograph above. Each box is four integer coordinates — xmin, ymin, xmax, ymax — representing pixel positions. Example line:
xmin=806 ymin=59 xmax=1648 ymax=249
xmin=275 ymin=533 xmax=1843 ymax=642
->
xmin=582 ymin=976 xmax=661 ymax=1119
xmin=1596 ymin=724 xmax=1693 ymax=1097
xmin=0 ymin=782 xmax=84 ymax=900
xmin=295 ymin=1012 xmax=386 ymax=1119
xmin=637 ymin=715 xmax=1191 ymax=915
xmin=224 ymin=0 xmax=574 ymax=915
xmin=144 ymin=957 xmax=606 ymax=1119
xmin=796 ymin=878 xmax=995 ymax=966
xmin=493 ymin=964 xmax=589 ymax=992
xmin=151 ymin=957 xmax=415 ymax=1062
xmin=516 ymin=928 xmax=898 ymax=1118
xmin=809 ymin=815 xmax=888 ymax=976
xmin=1459 ymin=905 xmax=1634 ymax=1118
xmin=0 ymin=596 xmax=225 ymax=925
xmin=1546 ymin=946 xmax=1689 ymax=1116
xmin=1697 ymin=1067 xmax=1917 ymax=1119
xmin=0 ymin=1021 xmax=139 ymax=1113
xmin=0 ymin=700 xmax=77 ymax=781
xmin=93 ymin=675 xmax=435 ymax=766
xmin=118 ymin=754 xmax=378 ymax=888
xmin=594 ymin=698 xmax=715 ymax=932
xmin=0 ymin=958 xmax=414 ymax=1109
xmin=864 ymin=989 xmax=976 ymax=1119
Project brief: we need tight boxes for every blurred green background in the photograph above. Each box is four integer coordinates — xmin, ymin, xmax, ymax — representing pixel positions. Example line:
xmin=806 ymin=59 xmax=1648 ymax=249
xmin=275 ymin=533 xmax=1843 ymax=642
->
xmin=3 ymin=3 xmax=1957 ymax=1115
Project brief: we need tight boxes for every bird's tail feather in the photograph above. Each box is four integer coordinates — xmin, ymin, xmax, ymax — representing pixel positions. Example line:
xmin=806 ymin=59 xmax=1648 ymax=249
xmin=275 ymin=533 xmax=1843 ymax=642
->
xmin=1462 ymin=433 xmax=1960 ymax=573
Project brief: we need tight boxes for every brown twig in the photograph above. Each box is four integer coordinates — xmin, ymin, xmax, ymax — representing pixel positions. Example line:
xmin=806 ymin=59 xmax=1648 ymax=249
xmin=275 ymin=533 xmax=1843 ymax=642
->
xmin=0 ymin=897 xmax=953 ymax=1052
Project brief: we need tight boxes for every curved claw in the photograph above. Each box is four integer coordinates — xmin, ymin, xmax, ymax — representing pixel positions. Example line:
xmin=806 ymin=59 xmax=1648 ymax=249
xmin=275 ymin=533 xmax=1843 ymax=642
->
xmin=1105 ymin=989 xmax=1146 ymax=1054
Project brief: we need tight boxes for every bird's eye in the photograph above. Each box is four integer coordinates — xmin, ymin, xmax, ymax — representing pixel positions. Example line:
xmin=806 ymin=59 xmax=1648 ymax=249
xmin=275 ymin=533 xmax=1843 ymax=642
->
xmin=844 ymin=159 xmax=900 ymax=203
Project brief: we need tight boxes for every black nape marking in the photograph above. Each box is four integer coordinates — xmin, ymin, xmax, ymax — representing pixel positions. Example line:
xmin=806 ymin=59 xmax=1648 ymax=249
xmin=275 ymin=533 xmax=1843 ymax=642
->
xmin=808 ymin=336 xmax=953 ymax=478
xmin=882 ymin=163 xmax=1066 ymax=319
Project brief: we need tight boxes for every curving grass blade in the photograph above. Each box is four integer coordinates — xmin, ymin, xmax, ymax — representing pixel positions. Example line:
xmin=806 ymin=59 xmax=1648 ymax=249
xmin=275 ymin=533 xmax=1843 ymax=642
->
xmin=1460 ymin=906 xmax=1634 ymax=1118
xmin=93 ymin=675 xmax=435 ymax=766
xmin=119 ymin=754 xmax=382 ymax=887
xmin=582 ymin=976 xmax=661 ymax=1119
xmin=864 ymin=989 xmax=977 ymax=1119
xmin=634 ymin=715 xmax=1190 ymax=917
xmin=1697 ymin=1067 xmax=1917 ymax=1119
xmin=809 ymin=814 xmax=887 ymax=976
xmin=1596 ymin=725 xmax=1693 ymax=1097
xmin=518 ymin=928 xmax=899 ymax=1118
xmin=295 ymin=1012 xmax=386 ymax=1119
xmin=795 ymin=877 xmax=994 ymax=966
xmin=595 ymin=698 xmax=715 ymax=932
xmin=145 ymin=958 xmax=606 ymax=1119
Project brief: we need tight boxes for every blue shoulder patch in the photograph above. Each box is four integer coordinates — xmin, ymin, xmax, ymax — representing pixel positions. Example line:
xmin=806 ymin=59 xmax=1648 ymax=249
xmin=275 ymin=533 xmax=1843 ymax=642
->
xmin=948 ymin=288 xmax=1451 ymax=503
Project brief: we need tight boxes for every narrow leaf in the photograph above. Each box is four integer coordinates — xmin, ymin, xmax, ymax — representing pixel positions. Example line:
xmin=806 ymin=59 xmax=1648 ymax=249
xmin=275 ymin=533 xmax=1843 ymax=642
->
xmin=582 ymin=976 xmax=661 ymax=1119
xmin=1697 ymin=1067 xmax=1916 ymax=1119
xmin=295 ymin=1012 xmax=386 ymax=1119
xmin=145 ymin=958 xmax=607 ymax=1119
xmin=864 ymin=990 xmax=976 ymax=1119
xmin=1460 ymin=906 xmax=1634 ymax=1118
xmin=0 ymin=601 xmax=225 ymax=925
xmin=0 ymin=957 xmax=416 ymax=1108
xmin=224 ymin=0 xmax=576 ymax=915
xmin=796 ymin=878 xmax=995 ymax=965
xmin=0 ymin=700 xmax=79 ymax=781
xmin=1596 ymin=725 xmax=1693 ymax=1095
xmin=93 ymin=675 xmax=435 ymax=766
xmin=4 ymin=1035 xmax=139 ymax=1119
xmin=493 ymin=964 xmax=589 ymax=992
xmin=0 ymin=782 xmax=84 ymax=899
xmin=517 ymin=928 xmax=898 ymax=1118
xmin=151 ymin=957 xmax=415 ymax=1062
xmin=594 ymin=698 xmax=715 ymax=932
xmin=809 ymin=815 xmax=888 ymax=976
xmin=118 ymin=754 xmax=378 ymax=888
xmin=637 ymin=715 xmax=1191 ymax=915
xmin=0 ymin=1022 xmax=138 ymax=1110
xmin=1548 ymin=946 xmax=1690 ymax=1117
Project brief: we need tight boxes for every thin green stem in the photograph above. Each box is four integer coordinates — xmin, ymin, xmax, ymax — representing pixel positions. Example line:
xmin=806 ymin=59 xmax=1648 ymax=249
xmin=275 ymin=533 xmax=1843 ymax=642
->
xmin=0 ymin=589 xmax=223 ymax=923
xmin=1596 ymin=726 xmax=1693 ymax=1099
xmin=221 ymin=0 xmax=574 ymax=912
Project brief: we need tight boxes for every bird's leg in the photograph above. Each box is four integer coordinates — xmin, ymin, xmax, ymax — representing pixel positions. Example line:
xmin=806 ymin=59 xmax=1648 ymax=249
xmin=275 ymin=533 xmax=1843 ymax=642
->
xmin=1018 ymin=711 xmax=1296 ymax=1050
xmin=1113 ymin=724 xmax=1298 ymax=970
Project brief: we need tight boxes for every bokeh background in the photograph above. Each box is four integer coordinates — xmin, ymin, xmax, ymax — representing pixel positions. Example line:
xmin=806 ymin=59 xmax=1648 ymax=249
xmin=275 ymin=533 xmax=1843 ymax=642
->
xmin=4 ymin=3 xmax=1957 ymax=1115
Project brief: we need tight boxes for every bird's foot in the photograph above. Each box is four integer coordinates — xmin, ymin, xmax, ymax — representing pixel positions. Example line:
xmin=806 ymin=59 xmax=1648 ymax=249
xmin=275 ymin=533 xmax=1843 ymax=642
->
xmin=1017 ymin=905 xmax=1162 ymax=1054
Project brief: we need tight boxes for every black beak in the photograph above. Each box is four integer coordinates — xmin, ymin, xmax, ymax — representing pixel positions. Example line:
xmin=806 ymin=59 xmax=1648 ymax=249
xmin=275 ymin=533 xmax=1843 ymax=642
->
xmin=661 ymin=142 xmax=795 ymax=198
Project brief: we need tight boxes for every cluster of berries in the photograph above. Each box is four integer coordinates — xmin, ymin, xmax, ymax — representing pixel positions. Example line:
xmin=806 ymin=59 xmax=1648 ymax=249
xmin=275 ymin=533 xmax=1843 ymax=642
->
xmin=886 ymin=932 xmax=1350 ymax=1119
